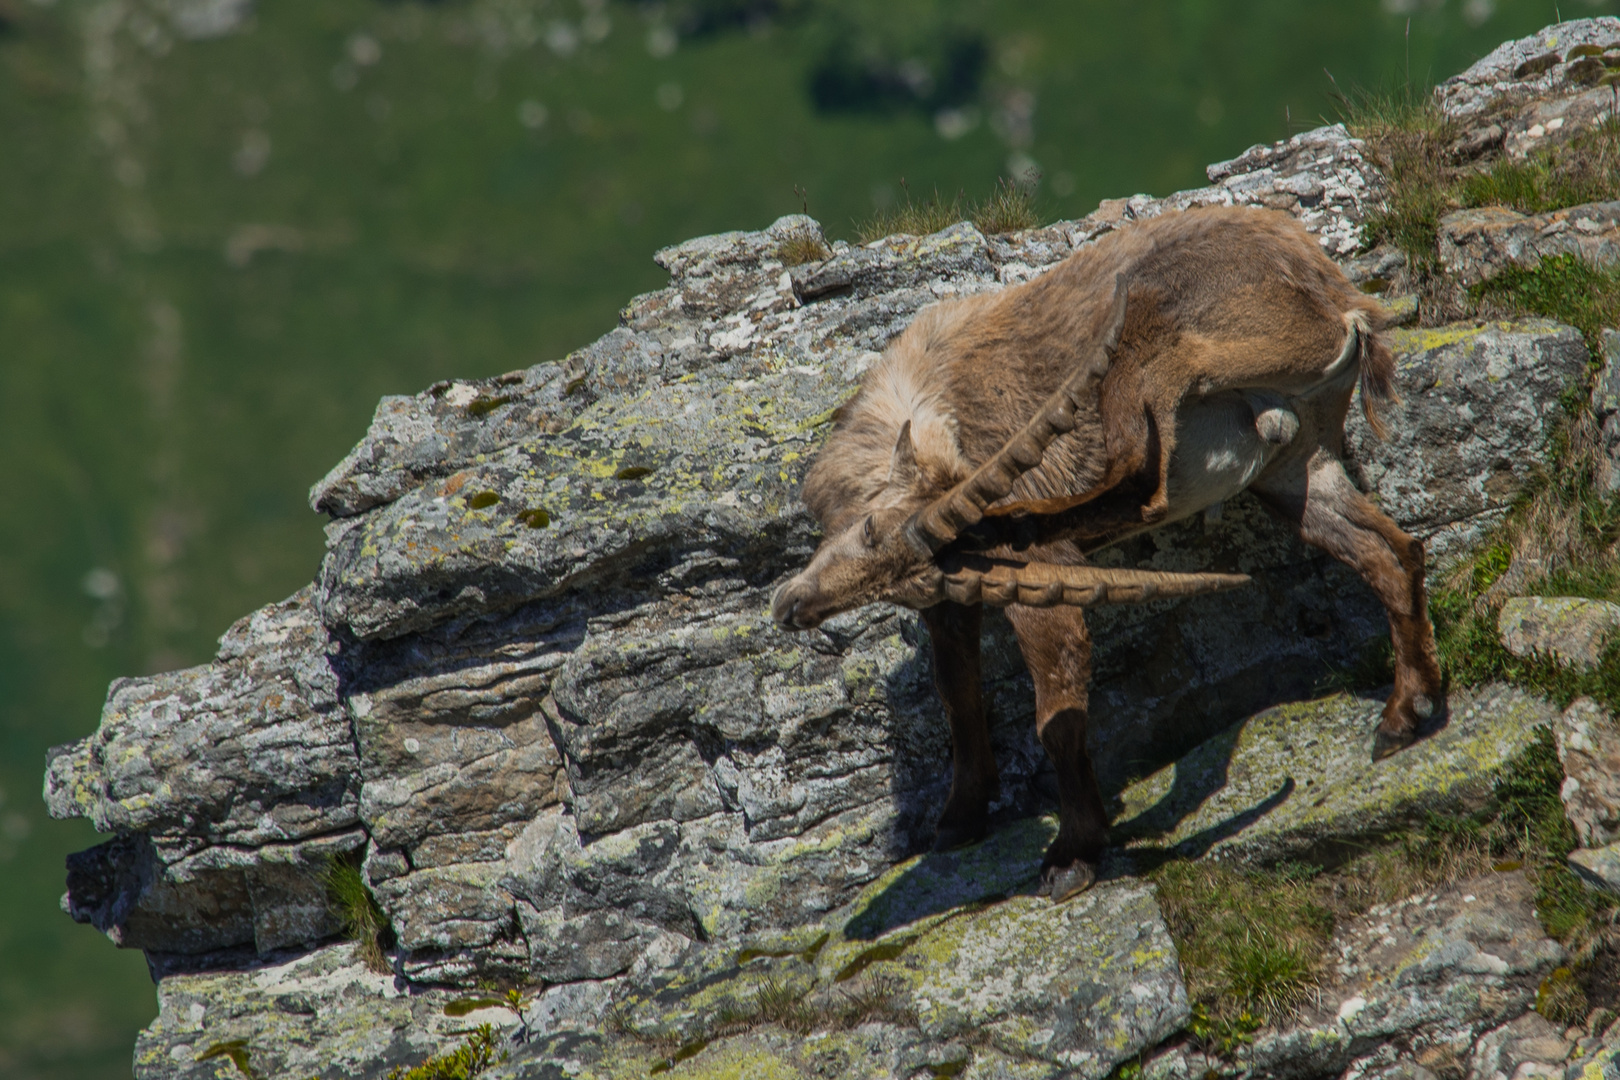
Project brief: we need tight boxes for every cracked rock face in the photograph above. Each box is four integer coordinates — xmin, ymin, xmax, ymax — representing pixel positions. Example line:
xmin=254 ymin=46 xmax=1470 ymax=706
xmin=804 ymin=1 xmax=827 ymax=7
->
xmin=40 ymin=18 xmax=1620 ymax=1080
xmin=1439 ymin=202 xmax=1620 ymax=288
xmin=44 ymin=588 xmax=363 ymax=957
xmin=1554 ymin=697 xmax=1620 ymax=850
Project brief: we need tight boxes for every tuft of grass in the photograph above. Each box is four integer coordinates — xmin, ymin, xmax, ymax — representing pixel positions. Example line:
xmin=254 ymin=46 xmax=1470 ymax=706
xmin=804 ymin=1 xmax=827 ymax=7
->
xmin=1339 ymin=88 xmax=1454 ymax=277
xmin=855 ymin=175 xmax=1044 ymax=243
xmin=325 ymin=856 xmax=395 ymax=974
xmin=1537 ymin=967 xmax=1590 ymax=1027
xmin=776 ymin=227 xmax=832 ymax=267
xmin=1457 ymin=117 xmax=1620 ymax=216
xmin=1152 ymin=860 xmax=1332 ymax=1032
xmin=384 ymin=1025 xmax=506 ymax=1080
xmin=1470 ymin=254 xmax=1620 ymax=356
xmin=854 ymin=182 xmax=967 ymax=243
xmin=970 ymin=175 xmax=1041 ymax=235
xmin=751 ymin=975 xmax=818 ymax=1035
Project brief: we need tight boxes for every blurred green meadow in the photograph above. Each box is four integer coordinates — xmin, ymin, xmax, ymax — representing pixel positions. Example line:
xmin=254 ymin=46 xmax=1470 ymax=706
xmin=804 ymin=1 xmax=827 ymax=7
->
xmin=2 ymin=0 xmax=1614 ymax=1075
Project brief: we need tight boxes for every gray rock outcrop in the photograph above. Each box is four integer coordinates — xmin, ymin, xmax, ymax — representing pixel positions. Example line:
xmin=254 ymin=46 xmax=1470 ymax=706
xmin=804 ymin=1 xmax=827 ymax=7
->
xmin=1499 ymin=597 xmax=1620 ymax=671
xmin=42 ymin=17 xmax=1620 ymax=1080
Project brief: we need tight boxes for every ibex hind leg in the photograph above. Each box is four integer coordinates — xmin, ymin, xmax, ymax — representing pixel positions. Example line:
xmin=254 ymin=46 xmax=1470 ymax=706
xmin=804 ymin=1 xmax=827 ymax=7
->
xmin=921 ymin=603 xmax=999 ymax=852
xmin=1253 ymin=453 xmax=1444 ymax=760
xmin=1004 ymin=602 xmax=1108 ymax=903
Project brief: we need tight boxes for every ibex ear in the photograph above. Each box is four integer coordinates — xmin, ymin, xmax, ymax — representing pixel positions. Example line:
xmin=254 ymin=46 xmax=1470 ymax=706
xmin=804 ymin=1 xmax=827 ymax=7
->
xmin=887 ymin=420 xmax=922 ymax=490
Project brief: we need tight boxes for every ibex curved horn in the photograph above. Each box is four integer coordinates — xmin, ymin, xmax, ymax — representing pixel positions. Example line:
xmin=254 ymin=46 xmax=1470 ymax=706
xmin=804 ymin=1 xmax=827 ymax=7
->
xmin=904 ymin=274 xmax=1131 ymax=556
xmin=911 ymin=554 xmax=1251 ymax=609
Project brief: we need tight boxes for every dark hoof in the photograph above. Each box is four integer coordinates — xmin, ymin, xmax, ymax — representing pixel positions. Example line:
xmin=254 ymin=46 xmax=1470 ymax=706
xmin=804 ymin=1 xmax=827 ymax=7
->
xmin=932 ymin=822 xmax=987 ymax=853
xmin=1041 ymin=861 xmax=1097 ymax=903
xmin=1372 ymin=727 xmax=1415 ymax=761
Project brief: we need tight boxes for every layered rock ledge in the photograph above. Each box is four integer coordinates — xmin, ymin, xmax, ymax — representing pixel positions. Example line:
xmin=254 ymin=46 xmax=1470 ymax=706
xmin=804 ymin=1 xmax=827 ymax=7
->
xmin=43 ymin=17 xmax=1620 ymax=1080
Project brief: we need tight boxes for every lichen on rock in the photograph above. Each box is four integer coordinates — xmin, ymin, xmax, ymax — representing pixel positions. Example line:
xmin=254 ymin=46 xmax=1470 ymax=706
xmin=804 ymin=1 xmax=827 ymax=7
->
xmin=40 ymin=17 xmax=1620 ymax=1080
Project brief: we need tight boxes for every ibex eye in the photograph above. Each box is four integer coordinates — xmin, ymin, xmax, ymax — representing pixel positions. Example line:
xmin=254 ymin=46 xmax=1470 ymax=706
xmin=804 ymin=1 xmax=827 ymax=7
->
xmin=863 ymin=516 xmax=875 ymax=545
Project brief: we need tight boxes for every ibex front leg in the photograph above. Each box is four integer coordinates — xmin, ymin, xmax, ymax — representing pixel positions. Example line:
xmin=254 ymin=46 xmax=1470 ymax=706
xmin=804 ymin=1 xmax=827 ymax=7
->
xmin=921 ymin=602 xmax=999 ymax=852
xmin=1254 ymin=451 xmax=1443 ymax=759
xmin=1005 ymin=603 xmax=1108 ymax=902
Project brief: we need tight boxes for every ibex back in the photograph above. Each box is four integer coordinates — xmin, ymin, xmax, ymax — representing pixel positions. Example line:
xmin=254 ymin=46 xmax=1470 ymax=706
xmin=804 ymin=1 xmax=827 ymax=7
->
xmin=771 ymin=206 xmax=1442 ymax=901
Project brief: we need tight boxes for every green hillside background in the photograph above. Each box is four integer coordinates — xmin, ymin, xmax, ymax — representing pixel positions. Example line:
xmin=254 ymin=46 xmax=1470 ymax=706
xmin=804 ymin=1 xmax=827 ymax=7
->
xmin=3 ymin=1 xmax=1615 ymax=1076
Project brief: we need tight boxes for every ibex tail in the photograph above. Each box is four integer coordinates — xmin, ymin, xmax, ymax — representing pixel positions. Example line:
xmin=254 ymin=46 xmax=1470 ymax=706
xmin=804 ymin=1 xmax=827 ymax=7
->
xmin=1350 ymin=308 xmax=1398 ymax=440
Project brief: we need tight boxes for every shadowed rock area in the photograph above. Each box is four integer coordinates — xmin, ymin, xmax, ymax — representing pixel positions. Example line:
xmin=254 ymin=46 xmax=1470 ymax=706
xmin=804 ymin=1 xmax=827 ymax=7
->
xmin=43 ymin=17 xmax=1620 ymax=1080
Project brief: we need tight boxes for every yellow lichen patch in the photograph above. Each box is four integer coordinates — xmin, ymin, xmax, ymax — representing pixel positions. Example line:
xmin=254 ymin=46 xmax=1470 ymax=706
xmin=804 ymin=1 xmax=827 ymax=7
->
xmin=1389 ymin=319 xmax=1553 ymax=356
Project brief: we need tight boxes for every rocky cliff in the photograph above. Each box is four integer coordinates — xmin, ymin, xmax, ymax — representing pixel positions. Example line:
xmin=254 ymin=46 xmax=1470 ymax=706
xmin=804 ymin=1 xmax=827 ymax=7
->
xmin=43 ymin=18 xmax=1620 ymax=1080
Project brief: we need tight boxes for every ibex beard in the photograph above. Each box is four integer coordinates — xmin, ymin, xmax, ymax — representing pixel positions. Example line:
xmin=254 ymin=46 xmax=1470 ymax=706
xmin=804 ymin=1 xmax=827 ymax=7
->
xmin=772 ymin=206 xmax=1443 ymax=902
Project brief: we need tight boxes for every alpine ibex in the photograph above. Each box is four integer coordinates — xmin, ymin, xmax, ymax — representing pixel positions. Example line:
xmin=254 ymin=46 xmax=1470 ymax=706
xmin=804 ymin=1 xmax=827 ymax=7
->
xmin=771 ymin=206 xmax=1442 ymax=902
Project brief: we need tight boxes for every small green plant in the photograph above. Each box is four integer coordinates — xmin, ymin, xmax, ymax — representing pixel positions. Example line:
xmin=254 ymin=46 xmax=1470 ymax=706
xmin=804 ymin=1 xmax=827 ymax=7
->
xmin=1538 ymin=967 xmax=1590 ymax=1028
xmin=196 ymin=1040 xmax=260 ymax=1079
xmin=1185 ymin=1002 xmax=1265 ymax=1055
xmin=325 ymin=856 xmax=394 ymax=974
xmin=383 ymin=1025 xmax=506 ymax=1080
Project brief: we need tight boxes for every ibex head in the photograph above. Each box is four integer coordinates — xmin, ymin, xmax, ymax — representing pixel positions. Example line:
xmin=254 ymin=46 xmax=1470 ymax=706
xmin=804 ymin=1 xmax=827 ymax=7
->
xmin=771 ymin=276 xmax=1252 ymax=632
xmin=771 ymin=419 xmax=954 ymax=631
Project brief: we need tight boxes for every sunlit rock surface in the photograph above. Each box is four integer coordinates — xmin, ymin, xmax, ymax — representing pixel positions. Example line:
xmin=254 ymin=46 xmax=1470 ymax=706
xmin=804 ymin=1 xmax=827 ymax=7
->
xmin=41 ymin=18 xmax=1620 ymax=1080
xmin=1112 ymin=685 xmax=1557 ymax=867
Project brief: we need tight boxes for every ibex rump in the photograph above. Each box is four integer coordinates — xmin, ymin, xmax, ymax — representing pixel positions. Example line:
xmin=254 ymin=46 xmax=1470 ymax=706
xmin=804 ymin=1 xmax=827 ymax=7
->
xmin=771 ymin=207 xmax=1442 ymax=901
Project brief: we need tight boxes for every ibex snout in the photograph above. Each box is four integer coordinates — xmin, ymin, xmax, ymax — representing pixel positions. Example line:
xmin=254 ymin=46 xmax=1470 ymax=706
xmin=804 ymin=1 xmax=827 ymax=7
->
xmin=771 ymin=575 xmax=821 ymax=631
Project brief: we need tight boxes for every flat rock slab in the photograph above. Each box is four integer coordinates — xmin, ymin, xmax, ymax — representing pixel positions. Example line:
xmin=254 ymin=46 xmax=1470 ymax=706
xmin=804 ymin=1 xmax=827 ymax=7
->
xmin=1344 ymin=320 xmax=1592 ymax=566
xmin=539 ymin=817 xmax=1187 ymax=1080
xmin=1113 ymin=684 xmax=1559 ymax=866
xmin=1500 ymin=596 xmax=1620 ymax=671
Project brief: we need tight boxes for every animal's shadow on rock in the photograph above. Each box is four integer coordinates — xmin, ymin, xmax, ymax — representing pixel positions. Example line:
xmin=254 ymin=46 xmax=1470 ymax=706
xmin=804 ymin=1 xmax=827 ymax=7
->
xmin=845 ymin=680 xmax=1450 ymax=940
xmin=840 ymin=816 xmax=1054 ymax=942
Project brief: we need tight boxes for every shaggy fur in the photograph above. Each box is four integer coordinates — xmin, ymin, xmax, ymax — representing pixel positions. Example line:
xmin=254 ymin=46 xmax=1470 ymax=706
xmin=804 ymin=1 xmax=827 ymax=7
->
xmin=803 ymin=207 xmax=1395 ymax=532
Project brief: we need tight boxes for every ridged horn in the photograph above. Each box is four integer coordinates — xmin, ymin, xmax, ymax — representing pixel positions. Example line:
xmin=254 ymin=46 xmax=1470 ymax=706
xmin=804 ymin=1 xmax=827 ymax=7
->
xmin=914 ymin=555 xmax=1251 ymax=609
xmin=903 ymin=274 xmax=1132 ymax=555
